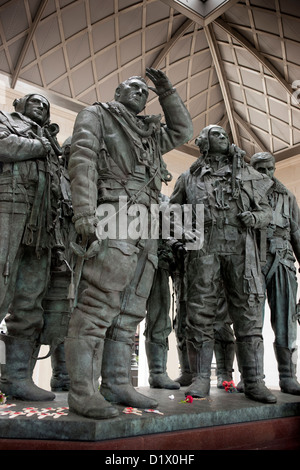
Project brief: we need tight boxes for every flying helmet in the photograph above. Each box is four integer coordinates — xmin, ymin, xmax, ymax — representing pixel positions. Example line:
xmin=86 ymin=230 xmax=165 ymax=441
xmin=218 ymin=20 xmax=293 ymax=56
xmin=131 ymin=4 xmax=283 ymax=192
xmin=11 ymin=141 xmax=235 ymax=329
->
xmin=250 ymin=152 xmax=275 ymax=167
xmin=13 ymin=94 xmax=50 ymax=126
xmin=195 ymin=124 xmax=229 ymax=156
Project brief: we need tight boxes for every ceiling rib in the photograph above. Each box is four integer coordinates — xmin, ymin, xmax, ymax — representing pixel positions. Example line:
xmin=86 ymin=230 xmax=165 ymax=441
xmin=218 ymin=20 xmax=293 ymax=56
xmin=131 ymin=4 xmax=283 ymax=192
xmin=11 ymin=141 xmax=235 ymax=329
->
xmin=274 ymin=0 xmax=293 ymax=148
xmin=11 ymin=0 xmax=49 ymax=89
xmin=274 ymin=144 xmax=300 ymax=162
xmin=218 ymin=114 xmax=229 ymax=130
xmin=85 ymin=0 xmax=100 ymax=102
xmin=246 ymin=3 xmax=273 ymax=153
xmin=233 ymin=110 xmax=267 ymax=153
xmin=213 ymin=17 xmax=295 ymax=100
xmin=204 ymin=22 xmax=240 ymax=146
xmin=150 ymin=18 xmax=193 ymax=71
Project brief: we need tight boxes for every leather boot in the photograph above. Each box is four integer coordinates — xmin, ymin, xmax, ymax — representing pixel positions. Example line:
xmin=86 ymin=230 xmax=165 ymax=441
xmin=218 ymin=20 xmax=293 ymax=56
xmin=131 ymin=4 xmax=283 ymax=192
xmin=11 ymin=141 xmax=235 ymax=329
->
xmin=274 ymin=344 xmax=300 ymax=395
xmin=101 ymin=338 xmax=158 ymax=408
xmin=50 ymin=343 xmax=70 ymax=392
xmin=214 ymin=341 xmax=235 ymax=388
xmin=236 ymin=339 xmax=277 ymax=404
xmin=175 ymin=345 xmax=193 ymax=386
xmin=64 ymin=336 xmax=119 ymax=419
xmin=0 ymin=334 xmax=55 ymax=401
xmin=185 ymin=340 xmax=214 ymax=398
xmin=145 ymin=341 xmax=180 ymax=389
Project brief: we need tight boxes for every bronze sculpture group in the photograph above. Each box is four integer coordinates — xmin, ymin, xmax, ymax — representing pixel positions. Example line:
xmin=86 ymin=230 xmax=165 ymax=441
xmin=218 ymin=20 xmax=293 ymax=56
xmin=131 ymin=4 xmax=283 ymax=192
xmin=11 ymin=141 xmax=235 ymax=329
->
xmin=0 ymin=68 xmax=299 ymax=421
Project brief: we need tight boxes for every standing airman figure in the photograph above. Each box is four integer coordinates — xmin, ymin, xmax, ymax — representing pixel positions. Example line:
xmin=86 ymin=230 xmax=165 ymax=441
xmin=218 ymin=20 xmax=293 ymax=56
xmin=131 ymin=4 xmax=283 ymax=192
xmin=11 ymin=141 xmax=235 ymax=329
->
xmin=0 ymin=94 xmax=62 ymax=401
xmin=169 ymin=125 xmax=276 ymax=404
xmin=251 ymin=152 xmax=300 ymax=395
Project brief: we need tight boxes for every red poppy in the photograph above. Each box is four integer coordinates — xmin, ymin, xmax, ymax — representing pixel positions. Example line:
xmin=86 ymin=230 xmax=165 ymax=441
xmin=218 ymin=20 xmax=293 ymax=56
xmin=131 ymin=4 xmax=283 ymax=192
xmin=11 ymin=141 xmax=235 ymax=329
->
xmin=0 ymin=391 xmax=6 ymax=404
xmin=223 ymin=380 xmax=236 ymax=392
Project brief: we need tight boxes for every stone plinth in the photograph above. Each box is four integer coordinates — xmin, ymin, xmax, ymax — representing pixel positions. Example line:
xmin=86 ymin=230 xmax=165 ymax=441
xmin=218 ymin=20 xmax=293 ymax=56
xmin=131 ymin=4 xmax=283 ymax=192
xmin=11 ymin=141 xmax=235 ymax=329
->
xmin=0 ymin=387 xmax=300 ymax=449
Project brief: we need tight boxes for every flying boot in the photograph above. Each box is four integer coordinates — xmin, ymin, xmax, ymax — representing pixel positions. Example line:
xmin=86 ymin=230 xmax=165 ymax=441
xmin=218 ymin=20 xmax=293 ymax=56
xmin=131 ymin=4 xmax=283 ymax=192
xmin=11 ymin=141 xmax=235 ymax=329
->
xmin=146 ymin=341 xmax=180 ymax=389
xmin=0 ymin=334 xmax=55 ymax=401
xmin=50 ymin=342 xmax=70 ymax=392
xmin=236 ymin=338 xmax=277 ymax=403
xmin=65 ymin=336 xmax=119 ymax=419
xmin=274 ymin=344 xmax=300 ymax=395
xmin=184 ymin=340 xmax=214 ymax=398
xmin=101 ymin=338 xmax=158 ymax=408
xmin=174 ymin=344 xmax=192 ymax=386
xmin=214 ymin=340 xmax=235 ymax=388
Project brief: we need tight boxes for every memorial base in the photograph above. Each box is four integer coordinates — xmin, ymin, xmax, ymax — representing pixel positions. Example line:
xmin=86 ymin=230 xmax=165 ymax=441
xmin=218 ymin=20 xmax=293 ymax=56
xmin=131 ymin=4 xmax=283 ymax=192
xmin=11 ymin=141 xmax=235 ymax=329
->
xmin=0 ymin=387 xmax=300 ymax=450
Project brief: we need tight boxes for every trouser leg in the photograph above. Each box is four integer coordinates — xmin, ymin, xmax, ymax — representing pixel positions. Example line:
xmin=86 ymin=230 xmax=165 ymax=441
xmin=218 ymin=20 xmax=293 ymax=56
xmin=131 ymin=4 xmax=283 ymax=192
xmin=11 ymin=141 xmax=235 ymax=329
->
xmin=0 ymin=213 xmax=27 ymax=324
xmin=65 ymin=294 xmax=122 ymax=419
xmin=144 ymin=266 xmax=179 ymax=389
xmin=1 ymin=247 xmax=53 ymax=401
xmin=101 ymin=239 xmax=159 ymax=408
xmin=66 ymin=296 xmax=126 ymax=418
xmin=41 ymin=271 xmax=71 ymax=391
xmin=50 ymin=343 xmax=70 ymax=392
xmin=223 ymin=254 xmax=276 ymax=403
xmin=184 ymin=253 xmax=219 ymax=397
xmin=266 ymin=261 xmax=300 ymax=393
xmin=173 ymin=274 xmax=192 ymax=385
xmin=266 ymin=258 xmax=298 ymax=350
xmin=5 ymin=247 xmax=50 ymax=339
xmin=173 ymin=294 xmax=192 ymax=385
xmin=214 ymin=290 xmax=235 ymax=388
xmin=65 ymin=238 xmax=140 ymax=418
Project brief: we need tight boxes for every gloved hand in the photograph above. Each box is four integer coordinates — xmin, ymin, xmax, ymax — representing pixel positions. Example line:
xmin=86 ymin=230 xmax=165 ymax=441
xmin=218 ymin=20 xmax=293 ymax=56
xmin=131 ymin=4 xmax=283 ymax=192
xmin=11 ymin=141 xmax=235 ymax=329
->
xmin=174 ymin=242 xmax=187 ymax=261
xmin=228 ymin=143 xmax=246 ymax=159
xmin=184 ymin=228 xmax=203 ymax=251
xmin=238 ymin=211 xmax=255 ymax=227
xmin=166 ymin=239 xmax=187 ymax=261
xmin=146 ymin=68 xmax=174 ymax=96
xmin=40 ymin=136 xmax=52 ymax=153
xmin=74 ymin=215 xmax=99 ymax=237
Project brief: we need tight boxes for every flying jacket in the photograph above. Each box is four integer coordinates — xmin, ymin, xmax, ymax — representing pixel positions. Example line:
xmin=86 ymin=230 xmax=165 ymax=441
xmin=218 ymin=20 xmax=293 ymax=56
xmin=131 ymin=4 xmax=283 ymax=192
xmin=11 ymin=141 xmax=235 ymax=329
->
xmin=0 ymin=110 xmax=61 ymax=250
xmin=68 ymin=90 xmax=193 ymax=218
xmin=169 ymin=155 xmax=273 ymax=296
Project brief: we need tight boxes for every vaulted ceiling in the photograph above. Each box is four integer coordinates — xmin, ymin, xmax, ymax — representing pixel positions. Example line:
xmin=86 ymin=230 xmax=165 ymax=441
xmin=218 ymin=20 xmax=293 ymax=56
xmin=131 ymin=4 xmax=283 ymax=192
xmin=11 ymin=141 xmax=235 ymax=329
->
xmin=0 ymin=0 xmax=300 ymax=161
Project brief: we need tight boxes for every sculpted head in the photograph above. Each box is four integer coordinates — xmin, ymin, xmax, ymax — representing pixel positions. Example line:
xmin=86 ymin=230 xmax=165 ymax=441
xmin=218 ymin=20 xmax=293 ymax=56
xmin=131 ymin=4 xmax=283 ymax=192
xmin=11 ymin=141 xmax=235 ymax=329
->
xmin=114 ymin=76 xmax=149 ymax=115
xmin=195 ymin=125 xmax=229 ymax=156
xmin=13 ymin=94 xmax=50 ymax=126
xmin=250 ymin=152 xmax=275 ymax=179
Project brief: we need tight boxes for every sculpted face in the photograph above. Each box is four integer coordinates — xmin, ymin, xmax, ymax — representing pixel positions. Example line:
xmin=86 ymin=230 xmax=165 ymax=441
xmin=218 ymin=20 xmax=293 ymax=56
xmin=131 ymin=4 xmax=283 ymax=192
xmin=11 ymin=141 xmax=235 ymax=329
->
xmin=24 ymin=94 xmax=49 ymax=125
xmin=208 ymin=127 xmax=229 ymax=155
xmin=115 ymin=77 xmax=149 ymax=114
xmin=253 ymin=160 xmax=275 ymax=179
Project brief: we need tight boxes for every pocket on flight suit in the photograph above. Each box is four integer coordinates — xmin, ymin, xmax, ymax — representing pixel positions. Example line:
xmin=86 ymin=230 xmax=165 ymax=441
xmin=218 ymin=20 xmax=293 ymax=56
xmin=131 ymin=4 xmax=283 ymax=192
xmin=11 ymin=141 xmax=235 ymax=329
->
xmin=96 ymin=240 xmax=140 ymax=292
